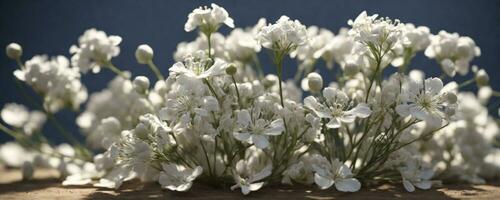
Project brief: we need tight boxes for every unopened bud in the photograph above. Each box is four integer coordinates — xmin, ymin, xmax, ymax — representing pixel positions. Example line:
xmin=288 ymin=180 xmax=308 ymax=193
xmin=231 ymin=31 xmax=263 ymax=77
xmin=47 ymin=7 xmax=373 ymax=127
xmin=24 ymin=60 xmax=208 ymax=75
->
xmin=344 ymin=62 xmax=358 ymax=76
xmin=307 ymin=72 xmax=323 ymax=93
xmin=475 ymin=69 xmax=489 ymax=86
xmin=133 ymin=76 xmax=150 ymax=94
xmin=6 ymin=43 xmax=22 ymax=60
xmin=226 ymin=64 xmax=237 ymax=75
xmin=135 ymin=44 xmax=154 ymax=64
xmin=22 ymin=161 xmax=34 ymax=181
xmin=445 ymin=92 xmax=457 ymax=104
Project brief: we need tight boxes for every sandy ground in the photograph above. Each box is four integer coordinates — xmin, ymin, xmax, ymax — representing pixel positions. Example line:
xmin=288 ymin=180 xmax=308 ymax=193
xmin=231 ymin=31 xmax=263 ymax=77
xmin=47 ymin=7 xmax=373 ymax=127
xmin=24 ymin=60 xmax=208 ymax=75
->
xmin=0 ymin=167 xmax=499 ymax=200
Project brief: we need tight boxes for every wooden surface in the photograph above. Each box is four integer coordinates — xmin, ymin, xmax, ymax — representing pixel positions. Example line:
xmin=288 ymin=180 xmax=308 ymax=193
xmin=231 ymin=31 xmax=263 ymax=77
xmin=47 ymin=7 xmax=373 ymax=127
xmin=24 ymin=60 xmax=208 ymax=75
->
xmin=0 ymin=167 xmax=499 ymax=199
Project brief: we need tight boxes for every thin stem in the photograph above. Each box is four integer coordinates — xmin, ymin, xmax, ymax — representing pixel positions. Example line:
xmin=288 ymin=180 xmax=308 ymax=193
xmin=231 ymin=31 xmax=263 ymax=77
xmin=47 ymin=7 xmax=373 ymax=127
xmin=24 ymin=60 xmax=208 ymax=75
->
xmin=147 ymin=60 xmax=165 ymax=80
xmin=206 ymin=33 xmax=213 ymax=59
xmin=106 ymin=62 xmax=128 ymax=78
xmin=204 ymin=78 xmax=220 ymax=102
xmin=231 ymin=75 xmax=242 ymax=108
xmin=365 ymin=57 xmax=382 ymax=102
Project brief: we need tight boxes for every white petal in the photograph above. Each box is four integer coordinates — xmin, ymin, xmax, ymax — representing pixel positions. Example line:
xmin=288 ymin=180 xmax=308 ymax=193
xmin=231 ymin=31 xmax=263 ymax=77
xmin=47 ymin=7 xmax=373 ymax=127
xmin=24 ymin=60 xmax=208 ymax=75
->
xmin=263 ymin=119 xmax=284 ymax=136
xmin=176 ymin=182 xmax=193 ymax=192
xmin=252 ymin=135 xmax=270 ymax=149
xmin=249 ymin=182 xmax=265 ymax=191
xmin=237 ymin=110 xmax=251 ymax=127
xmin=347 ymin=103 xmax=371 ymax=118
xmin=314 ymin=173 xmax=334 ymax=190
xmin=425 ymin=77 xmax=443 ymax=95
xmin=403 ymin=180 xmax=415 ymax=192
xmin=395 ymin=104 xmax=411 ymax=117
xmin=241 ymin=185 xmax=251 ymax=195
xmin=251 ymin=164 xmax=272 ymax=182
xmin=335 ymin=178 xmax=361 ymax=192
xmin=233 ymin=132 xmax=251 ymax=142
xmin=326 ymin=118 xmax=341 ymax=129
xmin=414 ymin=181 xmax=432 ymax=190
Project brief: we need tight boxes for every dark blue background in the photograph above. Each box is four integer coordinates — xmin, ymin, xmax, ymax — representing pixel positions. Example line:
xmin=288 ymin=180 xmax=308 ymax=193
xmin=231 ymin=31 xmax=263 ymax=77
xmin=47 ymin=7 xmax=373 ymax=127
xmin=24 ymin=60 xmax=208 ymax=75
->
xmin=1 ymin=0 xmax=499 ymax=144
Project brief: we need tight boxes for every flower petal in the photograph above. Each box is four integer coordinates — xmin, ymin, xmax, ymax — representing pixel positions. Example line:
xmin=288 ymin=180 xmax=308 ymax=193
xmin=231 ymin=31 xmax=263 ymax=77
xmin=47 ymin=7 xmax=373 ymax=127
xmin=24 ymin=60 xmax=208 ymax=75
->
xmin=314 ymin=173 xmax=334 ymax=190
xmin=335 ymin=178 xmax=361 ymax=192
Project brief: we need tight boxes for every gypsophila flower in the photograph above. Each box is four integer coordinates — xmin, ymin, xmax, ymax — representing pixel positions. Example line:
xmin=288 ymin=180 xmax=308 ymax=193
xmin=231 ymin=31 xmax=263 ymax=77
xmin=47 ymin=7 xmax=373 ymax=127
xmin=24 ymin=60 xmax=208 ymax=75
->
xmin=158 ymin=164 xmax=203 ymax=192
xmin=257 ymin=16 xmax=308 ymax=54
xmin=233 ymin=108 xmax=284 ymax=149
xmin=304 ymin=87 xmax=371 ymax=129
xmin=313 ymin=157 xmax=361 ymax=192
xmin=425 ymin=30 xmax=480 ymax=77
xmin=14 ymin=55 xmax=88 ymax=112
xmin=396 ymin=77 xmax=456 ymax=128
xmin=70 ymin=28 xmax=122 ymax=73
xmin=184 ymin=3 xmax=234 ymax=34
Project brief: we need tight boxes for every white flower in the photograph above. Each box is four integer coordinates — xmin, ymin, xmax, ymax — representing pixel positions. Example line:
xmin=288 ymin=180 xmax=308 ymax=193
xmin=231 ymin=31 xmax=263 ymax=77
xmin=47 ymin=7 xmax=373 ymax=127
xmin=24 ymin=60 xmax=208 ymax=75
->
xmin=158 ymin=163 xmax=203 ymax=192
xmin=70 ymin=28 xmax=122 ymax=73
xmin=231 ymin=161 xmax=272 ymax=195
xmin=14 ymin=55 xmax=88 ymax=112
xmin=317 ymin=28 xmax=355 ymax=68
xmin=257 ymin=16 xmax=308 ymax=53
xmin=391 ymin=24 xmax=431 ymax=67
xmin=184 ymin=3 xmax=234 ymax=33
xmin=304 ymin=87 xmax=371 ymax=129
xmin=348 ymin=11 xmax=402 ymax=50
xmin=135 ymin=44 xmax=154 ymax=64
xmin=1 ymin=103 xmax=46 ymax=136
xmin=425 ymin=30 xmax=480 ymax=76
xmin=1 ymin=103 xmax=29 ymax=127
xmin=225 ymin=28 xmax=261 ymax=61
xmin=169 ymin=54 xmax=228 ymax=79
xmin=233 ymin=109 xmax=284 ymax=149
xmin=396 ymin=77 xmax=456 ymax=128
xmin=313 ymin=158 xmax=361 ymax=192
xmin=6 ymin=43 xmax=22 ymax=59
xmin=399 ymin=166 xmax=434 ymax=192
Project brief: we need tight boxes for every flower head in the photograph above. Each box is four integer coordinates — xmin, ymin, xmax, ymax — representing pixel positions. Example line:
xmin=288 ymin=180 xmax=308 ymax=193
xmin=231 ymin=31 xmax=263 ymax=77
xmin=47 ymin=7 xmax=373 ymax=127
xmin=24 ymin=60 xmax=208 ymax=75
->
xmin=396 ymin=77 xmax=456 ymax=128
xmin=257 ymin=16 xmax=308 ymax=53
xmin=233 ymin=108 xmax=284 ymax=149
xmin=313 ymin=157 xmax=361 ymax=192
xmin=304 ymin=87 xmax=371 ymax=129
xmin=184 ymin=3 xmax=234 ymax=34
xmin=158 ymin=163 xmax=203 ymax=192
xmin=70 ymin=28 xmax=122 ymax=73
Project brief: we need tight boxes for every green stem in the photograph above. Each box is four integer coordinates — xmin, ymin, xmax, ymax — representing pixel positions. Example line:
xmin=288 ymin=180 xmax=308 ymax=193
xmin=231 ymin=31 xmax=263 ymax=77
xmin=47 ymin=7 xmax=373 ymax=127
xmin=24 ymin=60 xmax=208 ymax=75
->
xmin=231 ymin=75 xmax=242 ymax=108
xmin=365 ymin=57 xmax=382 ymax=102
xmin=147 ymin=60 xmax=165 ymax=80
xmin=106 ymin=62 xmax=128 ymax=78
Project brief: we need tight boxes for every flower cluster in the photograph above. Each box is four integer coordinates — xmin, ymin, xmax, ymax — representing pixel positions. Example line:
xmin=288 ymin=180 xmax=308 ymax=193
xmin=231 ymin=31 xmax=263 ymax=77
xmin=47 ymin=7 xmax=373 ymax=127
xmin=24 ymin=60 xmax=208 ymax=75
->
xmin=0 ymin=4 xmax=499 ymax=196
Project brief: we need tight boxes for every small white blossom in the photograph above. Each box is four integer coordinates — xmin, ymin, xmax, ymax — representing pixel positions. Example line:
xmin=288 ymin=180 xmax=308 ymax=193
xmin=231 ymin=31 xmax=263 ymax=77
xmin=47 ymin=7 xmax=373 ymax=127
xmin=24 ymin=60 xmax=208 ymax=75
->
xmin=184 ymin=3 xmax=234 ymax=33
xmin=231 ymin=160 xmax=272 ymax=195
xmin=70 ymin=28 xmax=122 ymax=73
xmin=304 ymin=87 xmax=371 ymax=129
xmin=158 ymin=163 xmax=203 ymax=192
xmin=233 ymin=109 xmax=284 ymax=149
xmin=313 ymin=157 xmax=361 ymax=192
xmin=425 ymin=30 xmax=480 ymax=76
xmin=169 ymin=52 xmax=228 ymax=79
xmin=396 ymin=77 xmax=456 ymax=128
xmin=257 ymin=16 xmax=308 ymax=53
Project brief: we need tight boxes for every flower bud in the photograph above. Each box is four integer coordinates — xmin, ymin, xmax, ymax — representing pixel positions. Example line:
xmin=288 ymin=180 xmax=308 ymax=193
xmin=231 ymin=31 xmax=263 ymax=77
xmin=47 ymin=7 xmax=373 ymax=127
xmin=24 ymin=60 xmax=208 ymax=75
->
xmin=263 ymin=74 xmax=278 ymax=88
xmin=6 ymin=43 xmax=22 ymax=60
xmin=133 ymin=76 xmax=150 ymax=94
xmin=344 ymin=62 xmax=358 ymax=76
xmin=475 ymin=69 xmax=489 ymax=86
xmin=135 ymin=44 xmax=154 ymax=64
xmin=226 ymin=64 xmax=237 ymax=75
xmin=307 ymin=72 xmax=323 ymax=93
xmin=445 ymin=92 xmax=457 ymax=104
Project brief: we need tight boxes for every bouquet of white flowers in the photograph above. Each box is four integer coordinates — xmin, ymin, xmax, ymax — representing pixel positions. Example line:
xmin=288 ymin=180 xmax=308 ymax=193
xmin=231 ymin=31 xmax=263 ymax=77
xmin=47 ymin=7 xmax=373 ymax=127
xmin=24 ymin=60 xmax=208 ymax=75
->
xmin=1 ymin=3 xmax=499 ymax=195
